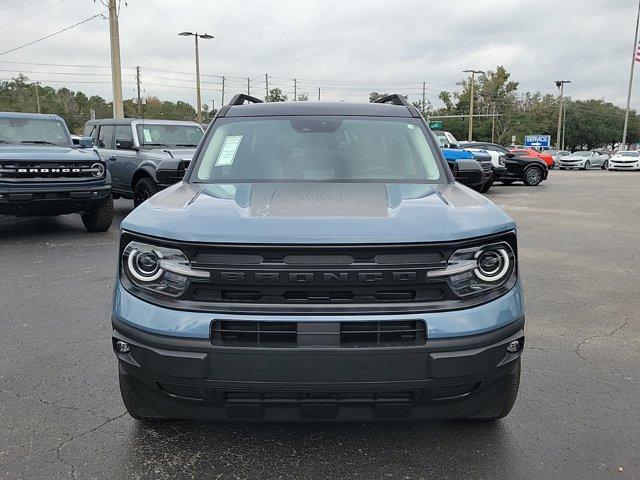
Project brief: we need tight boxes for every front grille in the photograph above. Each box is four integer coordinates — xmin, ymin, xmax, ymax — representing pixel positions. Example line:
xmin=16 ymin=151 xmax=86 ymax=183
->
xmin=211 ymin=320 xmax=426 ymax=348
xmin=186 ymin=244 xmax=449 ymax=306
xmin=0 ymin=161 xmax=103 ymax=182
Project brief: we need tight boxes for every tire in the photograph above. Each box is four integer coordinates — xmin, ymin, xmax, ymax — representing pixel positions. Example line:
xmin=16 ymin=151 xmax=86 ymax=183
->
xmin=474 ymin=362 xmax=521 ymax=421
xmin=479 ymin=177 xmax=494 ymax=193
xmin=523 ymin=166 xmax=543 ymax=186
xmin=133 ymin=177 xmax=160 ymax=207
xmin=81 ymin=194 xmax=113 ymax=232
xmin=583 ymin=160 xmax=591 ymax=170
xmin=601 ymin=160 xmax=608 ymax=170
xmin=119 ymin=370 xmax=164 ymax=422
xmin=559 ymin=167 xmax=566 ymax=170
xmin=501 ymin=179 xmax=514 ymax=185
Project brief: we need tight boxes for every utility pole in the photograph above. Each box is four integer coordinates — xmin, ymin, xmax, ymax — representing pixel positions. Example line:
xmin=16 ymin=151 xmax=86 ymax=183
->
xmin=178 ymin=32 xmax=214 ymax=123
xmin=562 ymin=103 xmax=567 ymax=150
xmin=35 ymin=82 xmax=40 ymax=114
xmin=491 ymin=102 xmax=496 ymax=143
xmin=247 ymin=77 xmax=250 ymax=95
xmin=135 ymin=66 xmax=142 ymax=117
xmin=265 ymin=73 xmax=269 ymax=99
xmin=294 ymin=79 xmax=297 ymax=101
xmin=463 ymin=69 xmax=484 ymax=141
xmin=108 ymin=0 xmax=124 ymax=118
xmin=318 ymin=87 xmax=321 ymax=102
xmin=622 ymin=0 xmax=640 ymax=148
xmin=221 ymin=76 xmax=225 ymax=106
xmin=422 ymin=82 xmax=426 ymax=115
xmin=555 ymin=80 xmax=571 ymax=149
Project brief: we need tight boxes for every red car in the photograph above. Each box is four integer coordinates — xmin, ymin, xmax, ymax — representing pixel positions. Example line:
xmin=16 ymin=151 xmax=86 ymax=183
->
xmin=509 ymin=148 xmax=554 ymax=169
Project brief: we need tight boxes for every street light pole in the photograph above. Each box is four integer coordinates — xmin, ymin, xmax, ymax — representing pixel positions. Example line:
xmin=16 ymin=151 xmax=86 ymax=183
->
xmin=622 ymin=0 xmax=640 ymax=148
xmin=179 ymin=31 xmax=214 ymax=123
xmin=555 ymin=80 xmax=571 ymax=149
xmin=463 ymin=69 xmax=484 ymax=141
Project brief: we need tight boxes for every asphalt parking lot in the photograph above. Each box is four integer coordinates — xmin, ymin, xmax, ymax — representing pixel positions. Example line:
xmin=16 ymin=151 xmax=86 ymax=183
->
xmin=1 ymin=170 xmax=638 ymax=480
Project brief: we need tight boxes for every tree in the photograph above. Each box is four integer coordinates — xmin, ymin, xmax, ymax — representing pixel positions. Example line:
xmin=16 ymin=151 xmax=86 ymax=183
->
xmin=297 ymin=92 xmax=309 ymax=101
xmin=266 ymin=88 xmax=287 ymax=102
xmin=369 ymin=92 xmax=389 ymax=103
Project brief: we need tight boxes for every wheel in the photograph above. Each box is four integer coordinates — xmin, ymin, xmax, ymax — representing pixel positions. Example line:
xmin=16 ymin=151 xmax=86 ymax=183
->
xmin=473 ymin=362 xmax=520 ymax=421
xmin=133 ymin=177 xmax=160 ymax=207
xmin=81 ymin=194 xmax=114 ymax=232
xmin=523 ymin=166 xmax=543 ymax=186
xmin=119 ymin=369 xmax=164 ymax=422
xmin=583 ymin=160 xmax=591 ymax=170
xmin=501 ymin=179 xmax=514 ymax=185
xmin=479 ymin=177 xmax=494 ymax=193
xmin=601 ymin=160 xmax=608 ymax=169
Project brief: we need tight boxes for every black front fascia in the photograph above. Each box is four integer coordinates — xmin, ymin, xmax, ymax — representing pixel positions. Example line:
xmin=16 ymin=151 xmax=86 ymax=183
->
xmin=119 ymin=230 xmax=518 ymax=315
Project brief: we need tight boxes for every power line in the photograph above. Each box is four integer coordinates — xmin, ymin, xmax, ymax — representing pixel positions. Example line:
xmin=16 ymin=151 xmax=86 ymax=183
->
xmin=0 ymin=59 xmax=113 ymax=68
xmin=0 ymin=12 xmax=106 ymax=57
xmin=0 ymin=0 xmax=65 ymax=31
xmin=0 ymin=68 xmax=112 ymax=76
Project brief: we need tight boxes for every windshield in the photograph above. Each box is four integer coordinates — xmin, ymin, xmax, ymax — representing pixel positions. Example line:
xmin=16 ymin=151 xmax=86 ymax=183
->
xmin=618 ymin=151 xmax=639 ymax=157
xmin=136 ymin=123 xmax=203 ymax=148
xmin=193 ymin=116 xmax=446 ymax=183
xmin=569 ymin=151 xmax=589 ymax=157
xmin=0 ymin=117 xmax=71 ymax=146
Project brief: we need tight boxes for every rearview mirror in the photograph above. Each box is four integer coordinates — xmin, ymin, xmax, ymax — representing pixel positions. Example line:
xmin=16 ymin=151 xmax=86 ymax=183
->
xmin=155 ymin=158 xmax=188 ymax=185
xmin=77 ymin=136 xmax=93 ymax=149
xmin=115 ymin=139 xmax=134 ymax=150
xmin=448 ymin=159 xmax=485 ymax=188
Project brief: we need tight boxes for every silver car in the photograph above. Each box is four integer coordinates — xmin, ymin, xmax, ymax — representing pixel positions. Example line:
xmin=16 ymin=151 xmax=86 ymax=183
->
xmin=558 ymin=150 xmax=609 ymax=170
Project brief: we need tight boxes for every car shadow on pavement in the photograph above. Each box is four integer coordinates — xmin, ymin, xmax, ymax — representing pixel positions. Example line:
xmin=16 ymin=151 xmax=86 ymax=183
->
xmin=117 ymin=419 xmax=521 ymax=478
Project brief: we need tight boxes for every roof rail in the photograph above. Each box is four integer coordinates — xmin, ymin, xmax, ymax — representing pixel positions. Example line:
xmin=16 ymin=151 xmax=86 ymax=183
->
xmin=228 ymin=94 xmax=264 ymax=106
xmin=373 ymin=94 xmax=420 ymax=118
xmin=373 ymin=94 xmax=411 ymax=107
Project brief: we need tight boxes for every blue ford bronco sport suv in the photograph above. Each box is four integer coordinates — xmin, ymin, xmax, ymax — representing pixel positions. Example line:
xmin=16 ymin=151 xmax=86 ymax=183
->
xmin=0 ymin=112 xmax=113 ymax=232
xmin=112 ymin=94 xmax=524 ymax=422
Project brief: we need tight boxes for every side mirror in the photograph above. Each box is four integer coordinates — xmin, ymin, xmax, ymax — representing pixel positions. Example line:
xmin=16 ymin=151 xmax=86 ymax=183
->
xmin=448 ymin=159 xmax=485 ymax=188
xmin=115 ymin=139 xmax=134 ymax=150
xmin=506 ymin=152 xmax=517 ymax=159
xmin=77 ymin=136 xmax=93 ymax=149
xmin=155 ymin=158 xmax=188 ymax=185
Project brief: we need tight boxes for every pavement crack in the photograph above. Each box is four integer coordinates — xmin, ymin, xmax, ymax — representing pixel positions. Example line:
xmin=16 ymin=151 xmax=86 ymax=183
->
xmin=50 ymin=412 xmax=127 ymax=478
xmin=0 ymin=389 xmax=108 ymax=418
xmin=574 ymin=319 xmax=638 ymax=383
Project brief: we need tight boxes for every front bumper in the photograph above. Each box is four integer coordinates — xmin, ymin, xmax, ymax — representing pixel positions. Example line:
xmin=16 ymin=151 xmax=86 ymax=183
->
xmin=559 ymin=161 xmax=585 ymax=169
xmin=609 ymin=161 xmax=640 ymax=170
xmin=0 ymin=183 xmax=111 ymax=216
xmin=112 ymin=282 xmax=525 ymax=421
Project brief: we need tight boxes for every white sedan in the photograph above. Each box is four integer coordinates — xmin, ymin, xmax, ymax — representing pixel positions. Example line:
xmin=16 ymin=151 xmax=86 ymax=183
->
xmin=608 ymin=151 xmax=640 ymax=171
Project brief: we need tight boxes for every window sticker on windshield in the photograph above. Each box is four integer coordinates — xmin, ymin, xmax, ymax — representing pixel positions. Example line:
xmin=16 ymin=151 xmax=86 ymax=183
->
xmin=406 ymin=124 xmax=415 ymax=130
xmin=216 ymin=135 xmax=243 ymax=166
xmin=142 ymin=128 xmax=152 ymax=143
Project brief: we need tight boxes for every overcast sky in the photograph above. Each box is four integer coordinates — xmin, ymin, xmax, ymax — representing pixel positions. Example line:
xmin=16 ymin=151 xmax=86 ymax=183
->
xmin=0 ymin=0 xmax=638 ymax=110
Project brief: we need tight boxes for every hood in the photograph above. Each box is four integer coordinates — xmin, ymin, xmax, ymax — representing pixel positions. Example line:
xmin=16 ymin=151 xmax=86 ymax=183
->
xmin=441 ymin=148 xmax=476 ymax=160
xmin=565 ymin=153 xmax=589 ymax=160
xmin=122 ymin=182 xmax=516 ymax=244
xmin=145 ymin=147 xmax=197 ymax=161
xmin=0 ymin=144 xmax=99 ymax=161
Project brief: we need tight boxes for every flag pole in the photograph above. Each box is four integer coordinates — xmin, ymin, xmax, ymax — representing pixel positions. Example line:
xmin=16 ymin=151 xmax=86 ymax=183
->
xmin=622 ymin=0 xmax=640 ymax=148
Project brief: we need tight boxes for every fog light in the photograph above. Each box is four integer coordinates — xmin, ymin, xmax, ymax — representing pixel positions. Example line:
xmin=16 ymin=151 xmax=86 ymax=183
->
xmin=506 ymin=340 xmax=521 ymax=353
xmin=116 ymin=340 xmax=131 ymax=353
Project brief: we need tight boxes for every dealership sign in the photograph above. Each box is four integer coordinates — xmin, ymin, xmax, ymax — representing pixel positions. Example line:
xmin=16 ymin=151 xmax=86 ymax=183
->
xmin=524 ymin=135 xmax=551 ymax=148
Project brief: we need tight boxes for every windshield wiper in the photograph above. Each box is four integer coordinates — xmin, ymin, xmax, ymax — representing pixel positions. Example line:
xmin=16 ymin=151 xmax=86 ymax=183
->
xmin=20 ymin=140 xmax=59 ymax=145
xmin=0 ymin=140 xmax=14 ymax=144
xmin=141 ymin=143 xmax=169 ymax=147
xmin=174 ymin=143 xmax=198 ymax=147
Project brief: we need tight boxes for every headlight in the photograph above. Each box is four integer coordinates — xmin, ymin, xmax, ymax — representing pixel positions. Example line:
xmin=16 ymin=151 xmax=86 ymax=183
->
xmin=428 ymin=241 xmax=515 ymax=297
xmin=122 ymin=241 xmax=209 ymax=298
xmin=498 ymin=155 xmax=506 ymax=166
xmin=91 ymin=162 xmax=105 ymax=178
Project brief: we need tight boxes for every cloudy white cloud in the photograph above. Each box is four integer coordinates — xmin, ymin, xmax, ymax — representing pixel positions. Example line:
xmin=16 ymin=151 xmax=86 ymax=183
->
xmin=0 ymin=0 xmax=638 ymax=110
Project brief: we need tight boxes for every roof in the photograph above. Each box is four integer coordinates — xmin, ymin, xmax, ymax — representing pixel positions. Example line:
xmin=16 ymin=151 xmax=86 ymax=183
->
xmin=85 ymin=118 xmax=201 ymax=126
xmin=0 ymin=111 xmax=63 ymax=121
xmin=224 ymin=101 xmax=415 ymax=118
